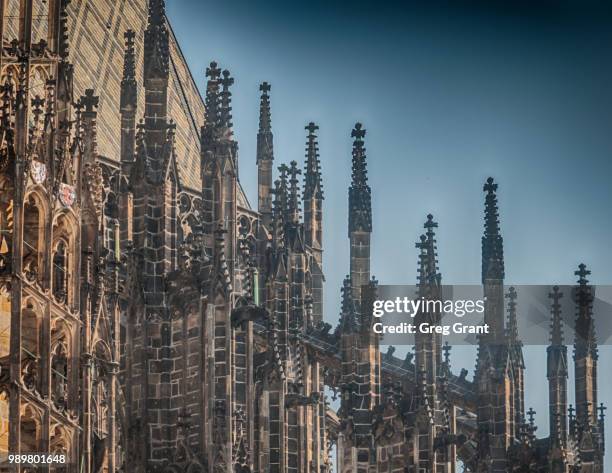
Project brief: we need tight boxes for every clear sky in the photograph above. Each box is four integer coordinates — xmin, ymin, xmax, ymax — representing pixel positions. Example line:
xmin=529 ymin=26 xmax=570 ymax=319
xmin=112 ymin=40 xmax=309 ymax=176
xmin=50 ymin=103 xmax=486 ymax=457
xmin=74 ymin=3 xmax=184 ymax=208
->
xmin=167 ymin=0 xmax=612 ymax=466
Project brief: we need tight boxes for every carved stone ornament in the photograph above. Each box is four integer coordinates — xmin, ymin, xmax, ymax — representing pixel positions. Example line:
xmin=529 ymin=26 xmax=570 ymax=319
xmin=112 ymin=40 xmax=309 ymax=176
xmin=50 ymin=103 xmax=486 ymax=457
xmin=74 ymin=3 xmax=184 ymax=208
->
xmin=31 ymin=160 xmax=47 ymax=184
xmin=58 ymin=183 xmax=76 ymax=207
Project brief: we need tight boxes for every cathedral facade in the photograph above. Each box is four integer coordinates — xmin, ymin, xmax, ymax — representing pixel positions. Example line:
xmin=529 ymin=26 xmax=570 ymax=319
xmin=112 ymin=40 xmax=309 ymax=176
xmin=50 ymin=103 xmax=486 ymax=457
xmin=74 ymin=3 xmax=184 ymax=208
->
xmin=0 ymin=1 xmax=605 ymax=472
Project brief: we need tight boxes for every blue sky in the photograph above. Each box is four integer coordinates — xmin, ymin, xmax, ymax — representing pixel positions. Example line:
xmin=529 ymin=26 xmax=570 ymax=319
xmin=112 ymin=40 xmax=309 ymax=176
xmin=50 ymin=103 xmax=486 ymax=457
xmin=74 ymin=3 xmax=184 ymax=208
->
xmin=167 ymin=0 xmax=612 ymax=466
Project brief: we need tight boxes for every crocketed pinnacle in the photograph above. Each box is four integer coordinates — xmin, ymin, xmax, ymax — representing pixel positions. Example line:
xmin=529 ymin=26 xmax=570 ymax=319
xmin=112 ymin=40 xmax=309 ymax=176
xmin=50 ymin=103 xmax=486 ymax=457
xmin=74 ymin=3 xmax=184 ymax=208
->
xmin=219 ymin=69 xmax=234 ymax=132
xmin=424 ymin=214 xmax=440 ymax=285
xmin=287 ymin=160 xmax=301 ymax=224
xmin=143 ymin=0 xmax=169 ymax=79
xmin=271 ymin=178 xmax=286 ymax=249
xmin=574 ymin=263 xmax=597 ymax=359
xmin=416 ymin=214 xmax=440 ymax=298
xmin=121 ymin=30 xmax=137 ymax=108
xmin=549 ymin=286 xmax=564 ymax=346
xmin=340 ymin=276 xmax=358 ymax=332
xmin=258 ymin=82 xmax=271 ymax=134
xmin=482 ymin=177 xmax=504 ymax=283
xmin=505 ymin=286 xmax=519 ymax=344
xmin=348 ymin=122 xmax=372 ymax=236
xmin=204 ymin=61 xmax=221 ymax=132
xmin=257 ymin=82 xmax=273 ymax=164
xmin=303 ymin=122 xmax=323 ymax=200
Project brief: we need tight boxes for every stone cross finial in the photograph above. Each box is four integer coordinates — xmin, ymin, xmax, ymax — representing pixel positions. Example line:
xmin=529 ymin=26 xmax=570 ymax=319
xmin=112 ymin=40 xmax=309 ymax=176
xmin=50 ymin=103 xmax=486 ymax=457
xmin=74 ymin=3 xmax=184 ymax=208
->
xmin=415 ymin=234 xmax=427 ymax=250
xmin=527 ymin=407 xmax=536 ymax=426
xmin=549 ymin=285 xmax=562 ymax=303
xmin=306 ymin=122 xmax=319 ymax=134
xmin=260 ymin=81 xmax=271 ymax=94
xmin=278 ymin=163 xmax=289 ymax=178
xmin=483 ymin=176 xmax=497 ymax=193
xmin=31 ymin=95 xmax=45 ymax=110
xmin=351 ymin=122 xmax=366 ymax=140
xmin=598 ymin=403 xmax=607 ymax=421
xmin=220 ymin=69 xmax=234 ymax=89
xmin=575 ymin=263 xmax=590 ymax=284
xmin=424 ymin=213 xmax=438 ymax=230
xmin=81 ymin=89 xmax=99 ymax=114
xmin=206 ymin=61 xmax=221 ymax=81
xmin=288 ymin=160 xmax=301 ymax=181
xmin=125 ymin=29 xmax=136 ymax=44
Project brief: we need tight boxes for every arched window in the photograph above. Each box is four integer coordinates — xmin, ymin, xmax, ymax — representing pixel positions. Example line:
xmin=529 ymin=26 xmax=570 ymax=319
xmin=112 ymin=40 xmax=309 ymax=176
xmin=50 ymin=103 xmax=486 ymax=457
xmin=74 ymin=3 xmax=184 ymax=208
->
xmin=0 ymin=390 xmax=9 ymax=453
xmin=50 ymin=340 xmax=68 ymax=413
xmin=52 ymin=214 xmax=76 ymax=306
xmin=92 ymin=350 xmax=110 ymax=473
xmin=50 ymin=425 xmax=69 ymax=473
xmin=20 ymin=405 xmax=40 ymax=454
xmin=21 ymin=300 xmax=41 ymax=394
xmin=92 ymin=351 xmax=110 ymax=440
xmin=52 ymin=239 xmax=68 ymax=304
xmin=0 ymin=188 xmax=12 ymax=275
xmin=23 ymin=196 xmax=42 ymax=284
xmin=0 ymin=285 xmax=10 ymax=358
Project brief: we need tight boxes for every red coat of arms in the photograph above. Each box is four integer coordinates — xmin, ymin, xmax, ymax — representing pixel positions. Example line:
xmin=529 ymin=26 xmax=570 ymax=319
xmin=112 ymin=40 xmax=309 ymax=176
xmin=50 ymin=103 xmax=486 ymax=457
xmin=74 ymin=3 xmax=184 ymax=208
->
xmin=31 ymin=161 xmax=47 ymax=184
xmin=59 ymin=183 xmax=76 ymax=208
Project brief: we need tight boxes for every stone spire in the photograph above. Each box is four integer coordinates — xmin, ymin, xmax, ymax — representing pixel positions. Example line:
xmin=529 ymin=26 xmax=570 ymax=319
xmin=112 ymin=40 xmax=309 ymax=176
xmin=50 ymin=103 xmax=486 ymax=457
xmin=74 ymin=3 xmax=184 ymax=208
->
xmin=415 ymin=215 xmax=442 ymax=408
xmin=574 ymin=264 xmax=597 ymax=360
xmin=348 ymin=122 xmax=372 ymax=236
xmin=121 ymin=29 xmax=137 ymax=110
xmin=348 ymin=123 xmax=372 ymax=306
xmin=480 ymin=177 xmax=505 ymax=343
xmin=303 ymin=121 xmax=323 ymax=257
xmin=303 ymin=122 xmax=323 ymax=202
xmin=547 ymin=286 xmax=568 ymax=448
xmin=482 ymin=177 xmax=504 ymax=283
xmin=506 ymin=286 xmax=525 ymax=436
xmin=573 ymin=263 xmax=598 ymax=429
xmin=423 ymin=214 xmax=440 ymax=287
xmin=120 ymin=30 xmax=137 ymax=165
xmin=257 ymin=82 xmax=274 ymax=226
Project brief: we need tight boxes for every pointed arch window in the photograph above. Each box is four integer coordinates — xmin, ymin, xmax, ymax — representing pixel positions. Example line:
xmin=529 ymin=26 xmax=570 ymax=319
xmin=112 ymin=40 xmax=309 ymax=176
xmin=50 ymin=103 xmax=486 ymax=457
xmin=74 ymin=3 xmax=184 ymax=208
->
xmin=21 ymin=301 xmax=41 ymax=394
xmin=50 ymin=340 xmax=68 ymax=413
xmin=0 ymin=197 xmax=12 ymax=275
xmin=50 ymin=425 xmax=69 ymax=473
xmin=20 ymin=405 xmax=40 ymax=454
xmin=52 ymin=239 xmax=68 ymax=304
xmin=0 ymin=390 xmax=9 ymax=454
xmin=23 ymin=196 xmax=42 ymax=284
